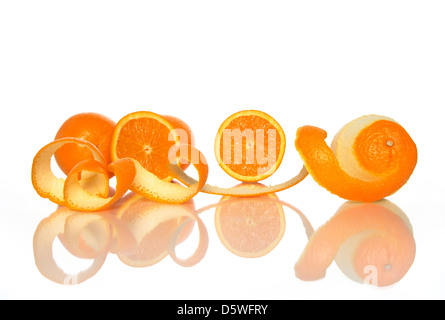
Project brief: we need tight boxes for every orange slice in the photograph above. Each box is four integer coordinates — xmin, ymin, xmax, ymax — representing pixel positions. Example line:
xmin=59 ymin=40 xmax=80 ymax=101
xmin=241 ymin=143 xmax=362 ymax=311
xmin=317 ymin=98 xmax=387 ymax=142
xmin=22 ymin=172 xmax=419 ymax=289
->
xmin=295 ymin=115 xmax=417 ymax=202
xmin=294 ymin=200 xmax=416 ymax=287
xmin=214 ymin=183 xmax=286 ymax=258
xmin=110 ymin=111 xmax=180 ymax=181
xmin=214 ymin=110 xmax=286 ymax=182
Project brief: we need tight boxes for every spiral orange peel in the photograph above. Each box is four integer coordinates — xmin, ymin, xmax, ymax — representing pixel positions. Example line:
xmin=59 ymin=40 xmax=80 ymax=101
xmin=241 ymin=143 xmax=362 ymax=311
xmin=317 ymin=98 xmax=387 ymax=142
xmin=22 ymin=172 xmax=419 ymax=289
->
xmin=295 ymin=115 xmax=417 ymax=202
xmin=31 ymin=137 xmax=209 ymax=211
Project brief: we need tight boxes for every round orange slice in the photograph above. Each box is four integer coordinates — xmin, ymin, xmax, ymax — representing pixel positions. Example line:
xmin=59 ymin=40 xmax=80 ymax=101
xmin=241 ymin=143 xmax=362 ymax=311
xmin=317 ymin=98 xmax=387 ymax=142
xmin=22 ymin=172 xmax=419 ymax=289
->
xmin=214 ymin=183 xmax=286 ymax=258
xmin=110 ymin=111 xmax=180 ymax=181
xmin=295 ymin=115 xmax=417 ymax=202
xmin=214 ymin=110 xmax=286 ymax=182
xmin=294 ymin=199 xmax=416 ymax=287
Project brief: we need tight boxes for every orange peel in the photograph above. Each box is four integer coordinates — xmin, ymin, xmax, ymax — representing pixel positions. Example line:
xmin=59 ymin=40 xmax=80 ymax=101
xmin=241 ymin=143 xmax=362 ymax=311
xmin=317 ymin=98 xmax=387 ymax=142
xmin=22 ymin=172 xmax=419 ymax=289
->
xmin=31 ymin=137 xmax=107 ymax=206
xmin=32 ymin=137 xmax=209 ymax=210
xmin=171 ymin=164 xmax=308 ymax=197
xmin=295 ymin=115 xmax=417 ymax=202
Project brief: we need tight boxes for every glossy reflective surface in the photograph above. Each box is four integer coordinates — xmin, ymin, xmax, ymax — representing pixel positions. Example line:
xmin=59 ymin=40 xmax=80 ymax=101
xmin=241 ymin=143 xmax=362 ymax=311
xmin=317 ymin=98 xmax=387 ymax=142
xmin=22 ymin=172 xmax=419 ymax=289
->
xmin=32 ymin=186 xmax=416 ymax=288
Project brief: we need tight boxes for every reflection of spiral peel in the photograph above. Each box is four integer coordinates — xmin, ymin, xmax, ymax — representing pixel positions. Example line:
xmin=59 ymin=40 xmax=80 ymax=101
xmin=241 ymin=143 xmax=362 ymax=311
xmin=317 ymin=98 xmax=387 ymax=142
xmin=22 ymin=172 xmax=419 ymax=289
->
xmin=33 ymin=193 xmax=209 ymax=285
xmin=294 ymin=200 xmax=416 ymax=287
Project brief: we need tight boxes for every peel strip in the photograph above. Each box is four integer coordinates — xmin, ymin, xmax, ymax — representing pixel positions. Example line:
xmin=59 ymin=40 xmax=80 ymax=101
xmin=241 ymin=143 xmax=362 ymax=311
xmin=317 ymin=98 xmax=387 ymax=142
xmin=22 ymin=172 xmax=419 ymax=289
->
xmin=130 ymin=144 xmax=209 ymax=204
xmin=64 ymin=158 xmax=135 ymax=211
xmin=170 ymin=165 xmax=308 ymax=197
xmin=295 ymin=125 xmax=417 ymax=202
xmin=31 ymin=138 xmax=107 ymax=206
xmin=32 ymin=140 xmax=210 ymax=210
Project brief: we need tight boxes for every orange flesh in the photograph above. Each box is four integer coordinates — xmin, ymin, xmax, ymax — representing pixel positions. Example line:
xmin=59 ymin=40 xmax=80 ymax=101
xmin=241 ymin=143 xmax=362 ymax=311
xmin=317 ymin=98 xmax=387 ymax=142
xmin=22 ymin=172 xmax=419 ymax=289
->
xmin=115 ymin=117 xmax=176 ymax=180
xmin=218 ymin=115 xmax=283 ymax=179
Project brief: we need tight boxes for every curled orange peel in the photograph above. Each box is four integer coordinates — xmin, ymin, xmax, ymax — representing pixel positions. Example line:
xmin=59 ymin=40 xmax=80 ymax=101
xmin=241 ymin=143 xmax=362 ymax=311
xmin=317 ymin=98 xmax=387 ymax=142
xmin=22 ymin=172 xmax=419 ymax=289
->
xmin=31 ymin=137 xmax=107 ymax=206
xmin=170 ymin=165 xmax=308 ymax=197
xmin=295 ymin=115 xmax=417 ymax=202
xmin=32 ymin=138 xmax=209 ymax=211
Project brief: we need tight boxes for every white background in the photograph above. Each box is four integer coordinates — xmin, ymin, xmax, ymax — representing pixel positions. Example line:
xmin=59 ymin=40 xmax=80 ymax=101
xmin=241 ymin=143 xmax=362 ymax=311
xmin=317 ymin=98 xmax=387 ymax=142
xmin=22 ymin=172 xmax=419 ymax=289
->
xmin=1 ymin=1 xmax=444 ymax=300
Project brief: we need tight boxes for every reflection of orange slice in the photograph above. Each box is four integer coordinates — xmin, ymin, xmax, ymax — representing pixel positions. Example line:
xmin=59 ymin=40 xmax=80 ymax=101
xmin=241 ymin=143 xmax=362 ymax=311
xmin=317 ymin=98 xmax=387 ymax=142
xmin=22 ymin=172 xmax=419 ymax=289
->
xmin=214 ymin=183 xmax=286 ymax=258
xmin=116 ymin=193 xmax=206 ymax=267
xmin=214 ymin=110 xmax=286 ymax=182
xmin=294 ymin=200 xmax=416 ymax=287
xmin=295 ymin=115 xmax=417 ymax=202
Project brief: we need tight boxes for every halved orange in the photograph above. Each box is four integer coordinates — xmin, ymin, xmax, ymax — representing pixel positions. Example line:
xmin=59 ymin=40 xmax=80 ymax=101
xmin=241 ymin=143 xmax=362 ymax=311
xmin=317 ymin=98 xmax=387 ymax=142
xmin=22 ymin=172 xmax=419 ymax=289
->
xmin=295 ymin=115 xmax=417 ymax=202
xmin=110 ymin=111 xmax=180 ymax=181
xmin=294 ymin=199 xmax=416 ymax=287
xmin=214 ymin=110 xmax=286 ymax=182
xmin=214 ymin=183 xmax=286 ymax=258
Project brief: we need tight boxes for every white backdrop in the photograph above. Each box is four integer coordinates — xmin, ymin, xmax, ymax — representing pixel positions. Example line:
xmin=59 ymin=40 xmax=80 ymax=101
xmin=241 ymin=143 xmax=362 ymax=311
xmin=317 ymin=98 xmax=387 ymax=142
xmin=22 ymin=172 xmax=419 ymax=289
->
xmin=1 ymin=1 xmax=444 ymax=299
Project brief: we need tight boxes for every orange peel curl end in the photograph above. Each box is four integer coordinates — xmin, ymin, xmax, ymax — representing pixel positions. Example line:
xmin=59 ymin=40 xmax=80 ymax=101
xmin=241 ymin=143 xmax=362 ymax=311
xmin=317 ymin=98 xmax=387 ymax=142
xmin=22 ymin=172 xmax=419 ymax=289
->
xmin=295 ymin=115 xmax=417 ymax=202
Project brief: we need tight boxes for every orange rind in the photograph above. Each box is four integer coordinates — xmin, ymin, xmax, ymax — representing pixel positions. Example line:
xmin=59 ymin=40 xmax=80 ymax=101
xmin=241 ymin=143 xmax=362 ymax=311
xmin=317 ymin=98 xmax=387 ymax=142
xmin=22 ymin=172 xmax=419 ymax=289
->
xmin=32 ymin=136 xmax=209 ymax=210
xmin=295 ymin=115 xmax=417 ymax=202
xmin=31 ymin=137 xmax=107 ymax=206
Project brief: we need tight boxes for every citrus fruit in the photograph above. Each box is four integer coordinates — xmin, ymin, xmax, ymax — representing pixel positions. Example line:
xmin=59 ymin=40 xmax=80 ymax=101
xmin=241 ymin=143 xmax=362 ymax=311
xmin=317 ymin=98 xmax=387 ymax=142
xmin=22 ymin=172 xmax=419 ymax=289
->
xmin=54 ymin=113 xmax=116 ymax=176
xmin=294 ymin=200 xmax=416 ymax=287
xmin=110 ymin=111 xmax=180 ymax=181
xmin=295 ymin=115 xmax=417 ymax=202
xmin=214 ymin=110 xmax=286 ymax=182
xmin=214 ymin=183 xmax=286 ymax=258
